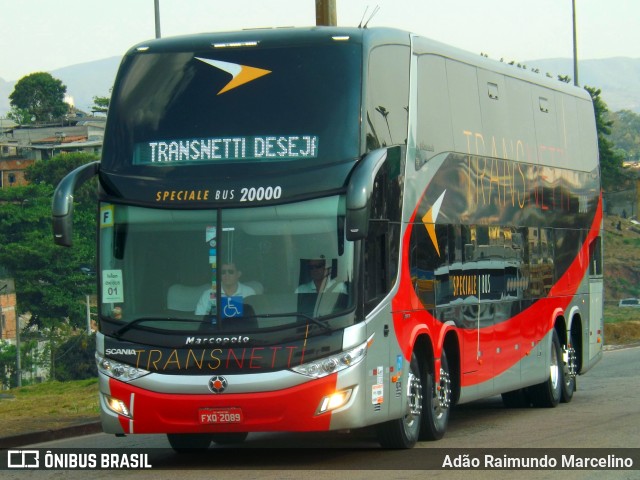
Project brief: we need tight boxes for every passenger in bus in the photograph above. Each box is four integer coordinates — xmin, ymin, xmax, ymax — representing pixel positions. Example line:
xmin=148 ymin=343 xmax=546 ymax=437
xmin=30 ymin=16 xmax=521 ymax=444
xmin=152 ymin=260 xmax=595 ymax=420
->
xmin=296 ymin=256 xmax=346 ymax=294
xmin=194 ymin=262 xmax=256 ymax=315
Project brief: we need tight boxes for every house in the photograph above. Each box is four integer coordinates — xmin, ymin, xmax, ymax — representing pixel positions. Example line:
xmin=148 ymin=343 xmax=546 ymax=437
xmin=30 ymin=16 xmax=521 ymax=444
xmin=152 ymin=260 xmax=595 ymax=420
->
xmin=7 ymin=121 xmax=105 ymax=161
xmin=0 ymin=118 xmax=105 ymax=187
xmin=0 ymin=158 xmax=34 ymax=187
xmin=0 ymin=278 xmax=17 ymax=342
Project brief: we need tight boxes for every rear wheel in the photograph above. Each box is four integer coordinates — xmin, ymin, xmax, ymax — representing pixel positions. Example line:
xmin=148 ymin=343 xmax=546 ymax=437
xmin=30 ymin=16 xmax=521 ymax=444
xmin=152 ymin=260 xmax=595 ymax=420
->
xmin=420 ymin=351 xmax=451 ymax=440
xmin=376 ymin=354 xmax=422 ymax=448
xmin=501 ymin=388 xmax=531 ymax=408
xmin=167 ymin=433 xmax=211 ymax=452
xmin=530 ymin=330 xmax=563 ymax=408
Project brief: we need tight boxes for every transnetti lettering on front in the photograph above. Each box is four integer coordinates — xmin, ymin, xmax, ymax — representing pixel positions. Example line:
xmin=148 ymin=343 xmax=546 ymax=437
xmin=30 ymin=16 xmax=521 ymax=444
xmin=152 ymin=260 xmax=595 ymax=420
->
xmin=135 ymin=135 xmax=319 ymax=164
xmin=105 ymin=339 xmax=313 ymax=372
xmin=124 ymin=346 xmax=306 ymax=371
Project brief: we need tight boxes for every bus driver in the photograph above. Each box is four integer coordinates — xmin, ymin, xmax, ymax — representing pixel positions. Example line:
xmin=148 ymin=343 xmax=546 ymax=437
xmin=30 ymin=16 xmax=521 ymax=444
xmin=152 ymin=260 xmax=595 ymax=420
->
xmin=195 ymin=262 xmax=256 ymax=315
xmin=295 ymin=256 xmax=346 ymax=294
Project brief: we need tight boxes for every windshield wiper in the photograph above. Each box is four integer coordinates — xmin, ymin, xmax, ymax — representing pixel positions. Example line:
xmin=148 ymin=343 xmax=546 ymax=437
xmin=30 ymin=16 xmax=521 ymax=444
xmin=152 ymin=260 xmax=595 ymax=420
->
xmin=112 ymin=317 xmax=203 ymax=338
xmin=112 ymin=312 xmax=335 ymax=338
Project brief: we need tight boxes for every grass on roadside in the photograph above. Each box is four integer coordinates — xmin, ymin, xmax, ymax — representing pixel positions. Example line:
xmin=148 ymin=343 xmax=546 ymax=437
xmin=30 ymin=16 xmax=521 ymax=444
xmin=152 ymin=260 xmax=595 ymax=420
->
xmin=0 ymin=378 xmax=100 ymax=437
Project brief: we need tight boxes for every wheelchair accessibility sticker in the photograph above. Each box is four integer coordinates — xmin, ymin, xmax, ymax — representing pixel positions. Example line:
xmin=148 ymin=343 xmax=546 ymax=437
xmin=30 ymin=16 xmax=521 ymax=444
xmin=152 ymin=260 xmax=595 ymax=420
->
xmin=222 ymin=296 xmax=244 ymax=318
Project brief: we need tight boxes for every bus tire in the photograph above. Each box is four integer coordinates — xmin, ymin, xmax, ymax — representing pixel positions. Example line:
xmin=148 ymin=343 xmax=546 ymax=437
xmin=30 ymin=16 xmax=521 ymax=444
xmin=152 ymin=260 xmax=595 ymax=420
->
xmin=530 ymin=330 xmax=563 ymax=408
xmin=376 ymin=353 xmax=422 ymax=448
xmin=420 ymin=350 xmax=450 ymax=440
xmin=167 ymin=433 xmax=212 ymax=452
xmin=210 ymin=432 xmax=249 ymax=445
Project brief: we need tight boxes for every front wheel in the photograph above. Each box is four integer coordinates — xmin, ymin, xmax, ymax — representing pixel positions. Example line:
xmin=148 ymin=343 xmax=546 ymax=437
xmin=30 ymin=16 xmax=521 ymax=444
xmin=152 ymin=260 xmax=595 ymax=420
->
xmin=376 ymin=354 xmax=422 ymax=448
xmin=167 ymin=433 xmax=211 ymax=452
xmin=530 ymin=330 xmax=563 ymax=408
xmin=420 ymin=350 xmax=451 ymax=440
xmin=210 ymin=432 xmax=248 ymax=445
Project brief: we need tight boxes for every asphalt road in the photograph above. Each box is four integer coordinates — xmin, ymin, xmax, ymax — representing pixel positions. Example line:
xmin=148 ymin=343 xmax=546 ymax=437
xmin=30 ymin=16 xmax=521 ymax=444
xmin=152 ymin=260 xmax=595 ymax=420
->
xmin=5 ymin=346 xmax=639 ymax=479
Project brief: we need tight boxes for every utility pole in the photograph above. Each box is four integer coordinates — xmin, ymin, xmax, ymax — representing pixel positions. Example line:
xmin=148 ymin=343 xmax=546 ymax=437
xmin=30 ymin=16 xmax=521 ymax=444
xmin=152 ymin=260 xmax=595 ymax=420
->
xmin=316 ymin=0 xmax=337 ymax=26
xmin=86 ymin=294 xmax=92 ymax=335
xmin=572 ymin=0 xmax=579 ymax=86
xmin=154 ymin=0 xmax=161 ymax=39
xmin=15 ymin=317 xmax=21 ymax=387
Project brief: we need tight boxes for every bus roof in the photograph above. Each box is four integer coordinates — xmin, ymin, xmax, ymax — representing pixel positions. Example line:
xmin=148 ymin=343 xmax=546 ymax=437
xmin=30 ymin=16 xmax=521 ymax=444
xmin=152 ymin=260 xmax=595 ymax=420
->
xmin=126 ymin=26 xmax=411 ymax=55
xmin=126 ymin=26 xmax=590 ymax=102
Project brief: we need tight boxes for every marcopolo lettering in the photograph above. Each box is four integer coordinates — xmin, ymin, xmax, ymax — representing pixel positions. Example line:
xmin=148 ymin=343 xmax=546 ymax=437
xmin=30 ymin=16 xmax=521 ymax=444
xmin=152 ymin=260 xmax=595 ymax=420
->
xmin=185 ymin=336 xmax=250 ymax=346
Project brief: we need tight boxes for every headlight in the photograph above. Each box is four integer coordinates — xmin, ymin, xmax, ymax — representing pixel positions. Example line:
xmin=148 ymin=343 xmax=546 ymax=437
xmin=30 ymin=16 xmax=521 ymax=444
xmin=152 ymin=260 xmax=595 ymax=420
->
xmin=291 ymin=335 xmax=371 ymax=378
xmin=96 ymin=352 xmax=150 ymax=382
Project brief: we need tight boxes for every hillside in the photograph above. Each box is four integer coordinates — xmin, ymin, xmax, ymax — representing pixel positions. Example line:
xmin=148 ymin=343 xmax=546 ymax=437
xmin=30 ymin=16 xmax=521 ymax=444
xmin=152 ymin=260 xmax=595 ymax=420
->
xmin=526 ymin=57 xmax=640 ymax=113
xmin=0 ymin=56 xmax=120 ymax=116
xmin=603 ymin=212 xmax=640 ymax=303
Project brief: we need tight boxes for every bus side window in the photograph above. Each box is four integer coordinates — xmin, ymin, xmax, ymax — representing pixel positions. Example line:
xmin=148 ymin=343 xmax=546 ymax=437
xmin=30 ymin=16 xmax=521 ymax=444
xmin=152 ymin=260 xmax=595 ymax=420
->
xmin=589 ymin=236 xmax=603 ymax=276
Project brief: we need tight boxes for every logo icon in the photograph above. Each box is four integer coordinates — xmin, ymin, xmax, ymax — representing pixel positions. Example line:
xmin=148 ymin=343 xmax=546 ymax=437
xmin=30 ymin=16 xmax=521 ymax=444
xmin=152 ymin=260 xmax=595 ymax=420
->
xmin=7 ymin=450 xmax=39 ymax=468
xmin=208 ymin=375 xmax=228 ymax=394
xmin=422 ymin=190 xmax=446 ymax=257
xmin=196 ymin=57 xmax=271 ymax=95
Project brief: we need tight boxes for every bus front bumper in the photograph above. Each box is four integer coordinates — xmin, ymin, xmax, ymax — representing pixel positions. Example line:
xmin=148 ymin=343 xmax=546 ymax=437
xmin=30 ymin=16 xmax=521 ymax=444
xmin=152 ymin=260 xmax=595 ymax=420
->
xmin=99 ymin=373 xmax=360 ymax=435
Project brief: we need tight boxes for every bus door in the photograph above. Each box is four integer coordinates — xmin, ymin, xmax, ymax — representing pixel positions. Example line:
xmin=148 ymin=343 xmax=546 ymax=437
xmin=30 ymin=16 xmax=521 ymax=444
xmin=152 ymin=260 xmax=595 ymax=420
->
xmin=588 ymin=236 xmax=604 ymax=357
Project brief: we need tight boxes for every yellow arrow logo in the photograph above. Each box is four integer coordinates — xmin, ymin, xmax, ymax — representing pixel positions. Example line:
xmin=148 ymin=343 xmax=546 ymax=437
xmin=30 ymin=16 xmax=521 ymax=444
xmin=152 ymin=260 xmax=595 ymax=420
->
xmin=421 ymin=190 xmax=446 ymax=257
xmin=196 ymin=57 xmax=271 ymax=95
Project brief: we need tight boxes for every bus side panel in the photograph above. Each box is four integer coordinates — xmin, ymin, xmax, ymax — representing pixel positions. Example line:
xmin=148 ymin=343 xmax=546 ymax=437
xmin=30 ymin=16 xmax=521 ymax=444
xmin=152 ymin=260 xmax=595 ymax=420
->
xmin=405 ymin=46 xmax=601 ymax=405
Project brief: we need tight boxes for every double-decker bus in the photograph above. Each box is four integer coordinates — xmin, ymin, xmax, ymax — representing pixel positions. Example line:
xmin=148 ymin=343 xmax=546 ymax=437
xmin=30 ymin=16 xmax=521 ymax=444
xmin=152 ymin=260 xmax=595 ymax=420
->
xmin=53 ymin=27 xmax=603 ymax=449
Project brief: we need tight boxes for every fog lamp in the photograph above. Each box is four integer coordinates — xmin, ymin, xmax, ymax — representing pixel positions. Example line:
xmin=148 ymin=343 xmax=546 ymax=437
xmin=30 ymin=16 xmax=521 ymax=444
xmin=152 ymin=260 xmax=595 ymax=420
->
xmin=104 ymin=394 xmax=131 ymax=418
xmin=317 ymin=388 xmax=353 ymax=415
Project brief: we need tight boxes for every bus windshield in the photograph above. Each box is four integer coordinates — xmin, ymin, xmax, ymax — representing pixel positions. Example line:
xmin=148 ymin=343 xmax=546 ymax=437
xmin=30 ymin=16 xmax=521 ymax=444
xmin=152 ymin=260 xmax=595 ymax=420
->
xmin=99 ymin=196 xmax=356 ymax=333
xmin=101 ymin=41 xmax=362 ymax=171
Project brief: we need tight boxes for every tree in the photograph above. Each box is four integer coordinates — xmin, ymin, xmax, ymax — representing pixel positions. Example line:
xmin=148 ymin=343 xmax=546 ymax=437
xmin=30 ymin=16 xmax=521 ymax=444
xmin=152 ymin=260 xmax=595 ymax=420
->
xmin=0 ymin=153 xmax=98 ymax=333
xmin=610 ymin=110 xmax=640 ymax=165
xmin=584 ymin=86 xmax=629 ymax=191
xmin=0 ymin=340 xmax=17 ymax=388
xmin=53 ymin=332 xmax=97 ymax=381
xmin=91 ymin=90 xmax=111 ymax=115
xmin=9 ymin=72 xmax=69 ymax=123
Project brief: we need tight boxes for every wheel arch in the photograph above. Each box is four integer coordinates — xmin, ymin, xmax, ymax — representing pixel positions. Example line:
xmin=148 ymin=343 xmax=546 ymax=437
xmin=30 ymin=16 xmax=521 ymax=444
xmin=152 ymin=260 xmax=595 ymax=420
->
xmin=553 ymin=311 xmax=568 ymax=347
xmin=412 ymin=333 xmax=434 ymax=377
xmin=568 ymin=309 xmax=584 ymax=373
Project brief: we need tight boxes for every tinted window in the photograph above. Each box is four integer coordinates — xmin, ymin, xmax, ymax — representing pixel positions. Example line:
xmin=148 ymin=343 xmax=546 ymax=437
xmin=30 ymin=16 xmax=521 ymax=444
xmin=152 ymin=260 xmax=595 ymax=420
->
xmin=365 ymin=45 xmax=410 ymax=151
xmin=103 ymin=43 xmax=362 ymax=172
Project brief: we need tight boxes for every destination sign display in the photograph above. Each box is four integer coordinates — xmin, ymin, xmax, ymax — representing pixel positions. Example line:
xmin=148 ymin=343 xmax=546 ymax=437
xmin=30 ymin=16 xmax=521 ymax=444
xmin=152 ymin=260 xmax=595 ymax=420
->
xmin=134 ymin=135 xmax=319 ymax=165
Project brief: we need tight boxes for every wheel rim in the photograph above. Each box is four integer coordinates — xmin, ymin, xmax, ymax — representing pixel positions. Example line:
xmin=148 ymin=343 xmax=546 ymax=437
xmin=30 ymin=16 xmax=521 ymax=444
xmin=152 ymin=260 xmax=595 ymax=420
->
xmin=435 ymin=366 xmax=452 ymax=419
xmin=403 ymin=366 xmax=422 ymax=437
xmin=564 ymin=346 xmax=577 ymax=378
xmin=550 ymin=340 xmax=560 ymax=390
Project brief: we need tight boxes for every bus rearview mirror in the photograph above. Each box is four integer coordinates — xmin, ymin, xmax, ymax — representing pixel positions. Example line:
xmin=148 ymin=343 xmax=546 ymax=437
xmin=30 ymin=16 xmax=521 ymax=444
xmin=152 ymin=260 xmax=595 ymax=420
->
xmin=345 ymin=149 xmax=388 ymax=241
xmin=52 ymin=161 xmax=100 ymax=247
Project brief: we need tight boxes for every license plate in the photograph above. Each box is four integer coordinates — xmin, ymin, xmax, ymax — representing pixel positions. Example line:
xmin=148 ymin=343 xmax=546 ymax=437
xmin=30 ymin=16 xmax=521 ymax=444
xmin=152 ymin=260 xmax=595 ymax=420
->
xmin=199 ymin=408 xmax=243 ymax=424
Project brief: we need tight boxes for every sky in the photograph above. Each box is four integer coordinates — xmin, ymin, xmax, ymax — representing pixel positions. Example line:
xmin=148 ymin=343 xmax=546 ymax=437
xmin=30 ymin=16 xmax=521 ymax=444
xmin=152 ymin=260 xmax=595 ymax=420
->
xmin=0 ymin=0 xmax=639 ymax=82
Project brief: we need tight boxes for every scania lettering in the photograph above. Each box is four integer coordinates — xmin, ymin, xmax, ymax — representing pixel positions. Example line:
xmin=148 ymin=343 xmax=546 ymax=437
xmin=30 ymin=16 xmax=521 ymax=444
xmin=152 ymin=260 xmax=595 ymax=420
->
xmin=53 ymin=27 xmax=603 ymax=450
